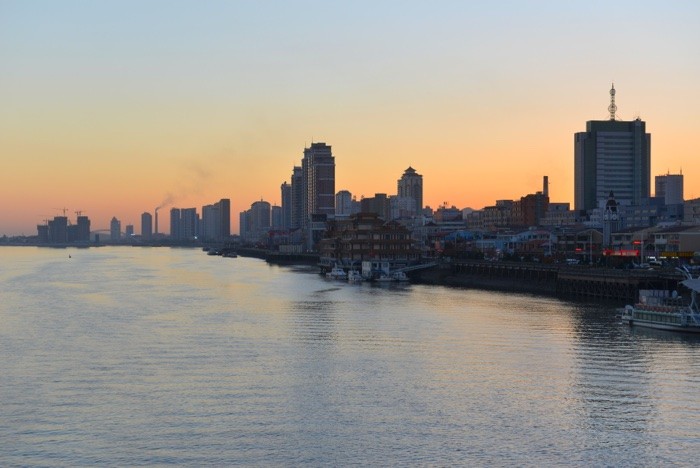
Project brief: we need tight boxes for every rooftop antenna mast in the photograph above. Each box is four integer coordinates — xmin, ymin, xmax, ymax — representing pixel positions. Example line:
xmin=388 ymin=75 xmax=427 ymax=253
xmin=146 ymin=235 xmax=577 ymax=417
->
xmin=608 ymin=83 xmax=617 ymax=121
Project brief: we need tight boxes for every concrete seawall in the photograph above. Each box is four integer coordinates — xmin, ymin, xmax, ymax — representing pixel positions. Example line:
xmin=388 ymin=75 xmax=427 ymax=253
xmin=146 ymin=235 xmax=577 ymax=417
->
xmin=412 ymin=261 xmax=681 ymax=304
xmin=413 ymin=264 xmax=557 ymax=296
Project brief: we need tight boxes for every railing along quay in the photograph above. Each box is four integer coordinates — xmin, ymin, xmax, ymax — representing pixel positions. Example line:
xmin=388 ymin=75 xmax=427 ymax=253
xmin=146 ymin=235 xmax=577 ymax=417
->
xmin=449 ymin=260 xmax=683 ymax=303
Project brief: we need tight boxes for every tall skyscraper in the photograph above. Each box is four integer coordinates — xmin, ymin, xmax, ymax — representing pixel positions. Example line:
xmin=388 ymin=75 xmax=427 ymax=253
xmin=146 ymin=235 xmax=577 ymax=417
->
xmin=110 ymin=217 xmax=121 ymax=241
xmin=218 ymin=198 xmax=231 ymax=240
xmin=181 ymin=208 xmax=197 ymax=240
xmin=271 ymin=205 xmax=282 ymax=230
xmin=251 ymin=200 xmax=271 ymax=234
xmin=335 ymin=190 xmax=353 ymax=216
xmin=75 ymin=215 xmax=90 ymax=242
xmin=201 ymin=204 xmax=218 ymax=240
xmin=240 ymin=200 xmax=271 ymax=242
xmin=141 ymin=212 xmax=153 ymax=239
xmin=397 ymin=166 xmax=423 ymax=216
xmin=281 ymin=181 xmax=292 ymax=230
xmin=48 ymin=216 xmax=68 ymax=243
xmin=301 ymin=142 xmax=335 ymax=229
xmin=655 ymin=173 xmax=684 ymax=205
xmin=290 ymin=166 xmax=303 ymax=230
xmin=239 ymin=211 xmax=250 ymax=240
xmin=574 ymin=85 xmax=650 ymax=211
xmin=170 ymin=208 xmax=181 ymax=239
xmin=200 ymin=198 xmax=231 ymax=240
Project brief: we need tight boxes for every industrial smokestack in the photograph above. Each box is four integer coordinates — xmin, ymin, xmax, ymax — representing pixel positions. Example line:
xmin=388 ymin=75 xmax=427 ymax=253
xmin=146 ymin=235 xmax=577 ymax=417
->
xmin=543 ymin=176 xmax=549 ymax=198
xmin=155 ymin=208 xmax=159 ymax=235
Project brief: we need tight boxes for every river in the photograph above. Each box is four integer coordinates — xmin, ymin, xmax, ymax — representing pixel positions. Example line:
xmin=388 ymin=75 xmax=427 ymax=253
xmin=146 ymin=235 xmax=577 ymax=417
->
xmin=2 ymin=246 xmax=700 ymax=466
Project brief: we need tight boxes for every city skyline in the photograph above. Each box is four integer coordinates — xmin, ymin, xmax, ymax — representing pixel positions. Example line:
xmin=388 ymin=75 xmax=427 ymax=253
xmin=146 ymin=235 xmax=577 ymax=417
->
xmin=2 ymin=1 xmax=699 ymax=236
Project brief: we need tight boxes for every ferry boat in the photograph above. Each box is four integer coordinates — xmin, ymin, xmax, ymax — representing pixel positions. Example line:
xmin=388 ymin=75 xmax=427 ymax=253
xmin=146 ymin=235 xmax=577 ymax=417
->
xmin=620 ymin=268 xmax=700 ymax=333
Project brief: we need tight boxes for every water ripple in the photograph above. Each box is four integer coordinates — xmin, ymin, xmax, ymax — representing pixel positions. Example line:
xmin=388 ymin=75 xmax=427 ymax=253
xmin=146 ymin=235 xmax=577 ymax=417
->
xmin=2 ymin=247 xmax=700 ymax=466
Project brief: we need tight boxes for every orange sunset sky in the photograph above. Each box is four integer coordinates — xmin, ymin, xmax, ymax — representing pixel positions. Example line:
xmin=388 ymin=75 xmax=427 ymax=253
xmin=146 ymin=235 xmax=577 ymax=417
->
xmin=1 ymin=1 xmax=699 ymax=236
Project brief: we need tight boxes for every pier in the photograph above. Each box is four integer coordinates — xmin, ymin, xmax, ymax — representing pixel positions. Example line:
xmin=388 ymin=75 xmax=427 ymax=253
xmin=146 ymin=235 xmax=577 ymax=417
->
xmin=419 ymin=260 xmax=684 ymax=303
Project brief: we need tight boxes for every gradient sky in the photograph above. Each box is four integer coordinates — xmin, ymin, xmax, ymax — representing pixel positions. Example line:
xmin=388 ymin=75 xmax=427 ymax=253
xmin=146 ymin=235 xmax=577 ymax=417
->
xmin=2 ymin=1 xmax=699 ymax=235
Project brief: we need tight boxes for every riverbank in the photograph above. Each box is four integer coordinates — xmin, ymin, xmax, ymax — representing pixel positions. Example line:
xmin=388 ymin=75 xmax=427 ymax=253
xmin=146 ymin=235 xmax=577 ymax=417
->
xmin=233 ymin=249 xmax=686 ymax=305
xmin=413 ymin=264 xmax=558 ymax=296
xmin=411 ymin=260 xmax=683 ymax=304
xmin=237 ymin=248 xmax=320 ymax=265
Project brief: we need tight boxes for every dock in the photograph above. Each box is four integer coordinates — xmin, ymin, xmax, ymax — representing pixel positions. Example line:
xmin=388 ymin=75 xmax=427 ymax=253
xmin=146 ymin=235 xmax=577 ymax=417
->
xmin=419 ymin=260 xmax=683 ymax=303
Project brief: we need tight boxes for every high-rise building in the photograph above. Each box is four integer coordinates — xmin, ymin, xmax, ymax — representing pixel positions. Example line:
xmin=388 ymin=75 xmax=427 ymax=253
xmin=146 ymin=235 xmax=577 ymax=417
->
xmin=201 ymin=198 xmax=230 ymax=240
xmin=301 ymin=142 xmax=335 ymax=230
xmin=240 ymin=200 xmax=271 ymax=242
xmin=574 ymin=85 xmax=650 ymax=212
xmin=271 ymin=205 xmax=282 ymax=230
xmin=361 ymin=193 xmax=390 ymax=220
xmin=389 ymin=196 xmax=417 ymax=220
xmin=141 ymin=212 xmax=153 ymax=239
xmin=281 ymin=181 xmax=292 ymax=230
xmin=48 ymin=216 xmax=68 ymax=243
xmin=335 ymin=190 xmax=353 ymax=216
xmin=37 ymin=223 xmax=49 ymax=243
xmin=201 ymin=204 xmax=217 ymax=240
xmin=181 ymin=208 xmax=197 ymax=240
xmin=110 ymin=217 xmax=121 ymax=241
xmin=75 ymin=215 xmax=90 ymax=242
xmin=655 ymin=173 xmax=684 ymax=205
xmin=251 ymin=200 xmax=271 ymax=233
xmin=397 ymin=167 xmax=423 ymax=216
xmin=218 ymin=198 xmax=231 ymax=240
xmin=170 ymin=208 xmax=181 ymax=239
xmin=290 ymin=166 xmax=303 ymax=230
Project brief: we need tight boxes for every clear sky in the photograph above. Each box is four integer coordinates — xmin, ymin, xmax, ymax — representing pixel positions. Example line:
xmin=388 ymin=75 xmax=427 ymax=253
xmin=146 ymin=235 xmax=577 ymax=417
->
xmin=1 ymin=1 xmax=699 ymax=235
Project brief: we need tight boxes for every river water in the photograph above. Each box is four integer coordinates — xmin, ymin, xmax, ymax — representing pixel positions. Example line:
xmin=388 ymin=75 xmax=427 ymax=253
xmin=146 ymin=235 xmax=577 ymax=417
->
xmin=2 ymin=246 xmax=700 ymax=466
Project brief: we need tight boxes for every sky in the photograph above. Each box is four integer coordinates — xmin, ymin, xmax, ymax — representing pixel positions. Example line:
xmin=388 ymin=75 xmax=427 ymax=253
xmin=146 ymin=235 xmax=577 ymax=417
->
xmin=1 ymin=0 xmax=699 ymax=236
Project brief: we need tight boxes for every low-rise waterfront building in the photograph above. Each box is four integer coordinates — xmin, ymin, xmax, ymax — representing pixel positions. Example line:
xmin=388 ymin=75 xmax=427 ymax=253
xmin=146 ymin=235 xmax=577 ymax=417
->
xmin=651 ymin=225 xmax=700 ymax=260
xmin=541 ymin=203 xmax=577 ymax=227
xmin=318 ymin=212 xmax=420 ymax=270
xmin=684 ymin=197 xmax=700 ymax=225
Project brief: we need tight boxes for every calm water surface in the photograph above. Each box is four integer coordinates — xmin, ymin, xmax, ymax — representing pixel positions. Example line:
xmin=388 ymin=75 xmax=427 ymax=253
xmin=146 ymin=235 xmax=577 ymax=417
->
xmin=2 ymin=247 xmax=700 ymax=466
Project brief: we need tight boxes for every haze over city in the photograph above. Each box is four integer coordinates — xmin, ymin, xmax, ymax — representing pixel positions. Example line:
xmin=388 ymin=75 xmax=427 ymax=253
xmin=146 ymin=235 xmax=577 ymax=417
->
xmin=2 ymin=1 xmax=699 ymax=236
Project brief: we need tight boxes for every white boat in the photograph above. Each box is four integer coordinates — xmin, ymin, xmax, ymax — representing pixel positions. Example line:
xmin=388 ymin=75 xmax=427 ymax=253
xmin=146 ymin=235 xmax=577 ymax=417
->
xmin=375 ymin=273 xmax=396 ymax=283
xmin=326 ymin=265 xmax=348 ymax=280
xmin=392 ymin=271 xmax=409 ymax=282
xmin=620 ymin=268 xmax=700 ymax=333
xmin=347 ymin=270 xmax=363 ymax=283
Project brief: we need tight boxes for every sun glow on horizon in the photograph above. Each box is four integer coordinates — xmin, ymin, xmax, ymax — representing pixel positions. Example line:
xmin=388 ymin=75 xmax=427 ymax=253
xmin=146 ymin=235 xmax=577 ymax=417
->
xmin=1 ymin=2 xmax=699 ymax=235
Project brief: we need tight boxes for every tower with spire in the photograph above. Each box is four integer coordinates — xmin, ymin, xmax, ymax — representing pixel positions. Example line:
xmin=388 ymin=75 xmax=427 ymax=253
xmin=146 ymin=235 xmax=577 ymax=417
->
xmin=574 ymin=84 xmax=650 ymax=212
xmin=608 ymin=83 xmax=617 ymax=120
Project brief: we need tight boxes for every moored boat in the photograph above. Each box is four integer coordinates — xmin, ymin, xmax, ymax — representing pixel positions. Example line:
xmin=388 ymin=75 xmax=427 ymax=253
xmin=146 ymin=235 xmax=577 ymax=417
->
xmin=392 ymin=271 xmax=409 ymax=282
xmin=374 ymin=273 xmax=396 ymax=283
xmin=620 ymin=268 xmax=700 ymax=333
xmin=326 ymin=265 xmax=348 ymax=280
xmin=347 ymin=270 xmax=363 ymax=283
